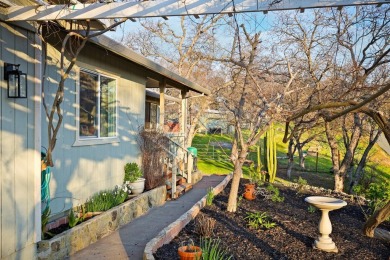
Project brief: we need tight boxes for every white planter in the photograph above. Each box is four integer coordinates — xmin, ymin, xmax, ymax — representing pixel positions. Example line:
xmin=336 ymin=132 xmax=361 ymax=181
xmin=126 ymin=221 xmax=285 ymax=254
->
xmin=130 ymin=178 xmax=146 ymax=194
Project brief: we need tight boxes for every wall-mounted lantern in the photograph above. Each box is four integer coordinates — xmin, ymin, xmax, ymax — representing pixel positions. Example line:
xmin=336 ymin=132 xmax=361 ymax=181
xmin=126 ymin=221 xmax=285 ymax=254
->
xmin=4 ymin=63 xmax=27 ymax=98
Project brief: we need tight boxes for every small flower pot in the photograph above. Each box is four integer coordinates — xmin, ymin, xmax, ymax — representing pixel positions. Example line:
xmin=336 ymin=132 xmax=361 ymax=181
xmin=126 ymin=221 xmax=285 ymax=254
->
xmin=243 ymin=183 xmax=256 ymax=200
xmin=178 ymin=245 xmax=202 ymax=260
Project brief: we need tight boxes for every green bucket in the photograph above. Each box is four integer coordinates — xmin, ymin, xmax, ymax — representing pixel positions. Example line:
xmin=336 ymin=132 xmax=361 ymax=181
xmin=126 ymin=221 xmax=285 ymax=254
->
xmin=187 ymin=147 xmax=197 ymax=157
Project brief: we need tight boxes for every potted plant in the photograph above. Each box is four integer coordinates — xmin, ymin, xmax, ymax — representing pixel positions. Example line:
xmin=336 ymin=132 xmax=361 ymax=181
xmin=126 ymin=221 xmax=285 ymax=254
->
xmin=124 ymin=162 xmax=145 ymax=194
xmin=178 ymin=239 xmax=202 ymax=260
xmin=243 ymin=163 xmax=257 ymax=200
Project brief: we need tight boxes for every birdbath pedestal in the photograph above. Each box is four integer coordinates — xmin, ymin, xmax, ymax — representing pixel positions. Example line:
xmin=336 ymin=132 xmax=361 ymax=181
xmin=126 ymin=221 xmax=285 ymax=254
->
xmin=305 ymin=196 xmax=347 ymax=253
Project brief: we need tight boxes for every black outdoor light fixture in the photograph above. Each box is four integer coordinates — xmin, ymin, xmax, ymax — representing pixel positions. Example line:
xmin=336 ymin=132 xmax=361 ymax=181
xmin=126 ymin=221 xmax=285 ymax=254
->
xmin=4 ymin=63 xmax=27 ymax=98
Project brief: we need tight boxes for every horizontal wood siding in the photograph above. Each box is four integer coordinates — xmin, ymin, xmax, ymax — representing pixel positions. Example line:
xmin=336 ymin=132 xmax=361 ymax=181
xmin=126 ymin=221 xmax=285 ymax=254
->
xmin=44 ymin=42 xmax=146 ymax=216
xmin=0 ymin=22 xmax=37 ymax=259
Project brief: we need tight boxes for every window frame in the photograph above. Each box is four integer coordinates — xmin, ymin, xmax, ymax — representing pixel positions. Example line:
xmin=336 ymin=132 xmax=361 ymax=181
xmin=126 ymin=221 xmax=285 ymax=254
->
xmin=73 ymin=68 xmax=120 ymax=146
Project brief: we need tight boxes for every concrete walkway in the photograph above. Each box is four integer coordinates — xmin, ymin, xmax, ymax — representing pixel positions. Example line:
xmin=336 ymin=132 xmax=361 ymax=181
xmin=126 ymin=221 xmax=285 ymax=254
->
xmin=69 ymin=175 xmax=227 ymax=260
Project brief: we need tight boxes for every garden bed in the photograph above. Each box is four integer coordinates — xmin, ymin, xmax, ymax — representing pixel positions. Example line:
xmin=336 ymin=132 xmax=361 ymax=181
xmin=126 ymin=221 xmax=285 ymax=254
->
xmin=37 ymin=185 xmax=166 ymax=260
xmin=155 ymin=180 xmax=390 ymax=259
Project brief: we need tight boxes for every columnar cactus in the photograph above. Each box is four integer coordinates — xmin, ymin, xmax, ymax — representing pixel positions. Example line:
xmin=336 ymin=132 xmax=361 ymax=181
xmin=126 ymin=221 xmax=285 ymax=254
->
xmin=265 ymin=123 xmax=277 ymax=183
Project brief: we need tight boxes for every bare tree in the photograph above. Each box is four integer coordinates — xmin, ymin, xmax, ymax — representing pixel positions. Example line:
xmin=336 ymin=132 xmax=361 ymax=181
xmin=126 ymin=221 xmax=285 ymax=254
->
xmin=124 ymin=15 xmax=223 ymax=146
xmin=210 ymin=20 xmax=297 ymax=212
xmin=281 ymin=6 xmax=390 ymax=238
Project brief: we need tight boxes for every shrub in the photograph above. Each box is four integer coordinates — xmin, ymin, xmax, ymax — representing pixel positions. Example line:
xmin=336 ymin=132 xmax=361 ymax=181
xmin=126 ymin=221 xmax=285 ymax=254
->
xmin=245 ymin=211 xmax=276 ymax=230
xmin=200 ymin=238 xmax=232 ymax=260
xmin=294 ymin=176 xmax=308 ymax=193
xmin=354 ymin=181 xmax=390 ymax=216
xmin=195 ymin=214 xmax=216 ymax=238
xmin=266 ymin=184 xmax=285 ymax=202
xmin=124 ymin=162 xmax=143 ymax=183
xmin=206 ymin=187 xmax=215 ymax=206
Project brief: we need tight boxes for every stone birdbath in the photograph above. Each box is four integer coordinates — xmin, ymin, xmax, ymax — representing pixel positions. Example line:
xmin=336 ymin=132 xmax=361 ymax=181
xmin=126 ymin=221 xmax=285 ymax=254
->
xmin=305 ymin=196 xmax=347 ymax=253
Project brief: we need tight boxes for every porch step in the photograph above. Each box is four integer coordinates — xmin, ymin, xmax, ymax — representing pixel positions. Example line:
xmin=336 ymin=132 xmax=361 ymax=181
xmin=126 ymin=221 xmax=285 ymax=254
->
xmin=175 ymin=182 xmax=193 ymax=196
xmin=166 ymin=176 xmax=193 ymax=199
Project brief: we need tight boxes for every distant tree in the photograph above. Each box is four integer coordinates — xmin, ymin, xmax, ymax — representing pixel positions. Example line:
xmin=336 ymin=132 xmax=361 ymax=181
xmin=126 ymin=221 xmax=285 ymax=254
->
xmin=211 ymin=20 xmax=297 ymax=212
xmin=124 ymin=15 xmax=223 ymax=146
xmin=278 ymin=6 xmax=390 ymax=192
xmin=280 ymin=6 xmax=389 ymax=239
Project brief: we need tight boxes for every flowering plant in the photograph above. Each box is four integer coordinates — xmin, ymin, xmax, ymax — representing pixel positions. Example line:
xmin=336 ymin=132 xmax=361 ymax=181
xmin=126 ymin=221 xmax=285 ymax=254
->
xmin=84 ymin=186 xmax=127 ymax=212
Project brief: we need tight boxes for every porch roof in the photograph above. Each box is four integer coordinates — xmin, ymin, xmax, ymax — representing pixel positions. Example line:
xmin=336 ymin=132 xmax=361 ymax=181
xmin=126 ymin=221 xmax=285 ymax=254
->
xmin=90 ymin=35 xmax=211 ymax=96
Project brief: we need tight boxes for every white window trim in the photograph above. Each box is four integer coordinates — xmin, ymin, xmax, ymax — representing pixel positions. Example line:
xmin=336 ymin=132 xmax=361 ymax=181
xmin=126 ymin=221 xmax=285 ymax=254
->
xmin=73 ymin=68 xmax=120 ymax=147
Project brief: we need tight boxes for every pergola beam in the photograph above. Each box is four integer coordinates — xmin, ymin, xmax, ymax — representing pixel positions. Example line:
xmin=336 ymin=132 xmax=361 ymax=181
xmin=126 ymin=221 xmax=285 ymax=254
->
xmin=6 ymin=0 xmax=390 ymax=21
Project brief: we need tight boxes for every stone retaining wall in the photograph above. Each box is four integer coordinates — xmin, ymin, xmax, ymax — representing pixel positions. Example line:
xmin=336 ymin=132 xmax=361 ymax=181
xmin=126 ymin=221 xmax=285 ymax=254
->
xmin=37 ymin=185 xmax=166 ymax=260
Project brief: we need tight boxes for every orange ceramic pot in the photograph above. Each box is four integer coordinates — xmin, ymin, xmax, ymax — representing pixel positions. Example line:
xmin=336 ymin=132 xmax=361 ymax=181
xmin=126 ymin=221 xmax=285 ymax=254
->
xmin=178 ymin=245 xmax=202 ymax=260
xmin=243 ymin=183 xmax=256 ymax=200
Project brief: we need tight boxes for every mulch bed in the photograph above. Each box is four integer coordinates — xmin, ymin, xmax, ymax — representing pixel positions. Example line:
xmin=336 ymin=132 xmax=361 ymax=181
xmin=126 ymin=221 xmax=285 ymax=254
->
xmin=154 ymin=180 xmax=390 ymax=259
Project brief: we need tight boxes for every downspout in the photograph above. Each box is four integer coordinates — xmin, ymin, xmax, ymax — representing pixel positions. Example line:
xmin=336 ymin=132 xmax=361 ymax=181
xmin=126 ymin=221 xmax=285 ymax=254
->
xmin=34 ymin=33 xmax=42 ymax=242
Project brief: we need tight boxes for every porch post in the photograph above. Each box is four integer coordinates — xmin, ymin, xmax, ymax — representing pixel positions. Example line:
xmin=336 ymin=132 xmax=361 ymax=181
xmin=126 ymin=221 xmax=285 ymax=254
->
xmin=159 ymin=81 xmax=165 ymax=130
xmin=34 ymin=34 xmax=42 ymax=242
xmin=181 ymin=90 xmax=191 ymax=182
xmin=181 ymin=90 xmax=187 ymax=146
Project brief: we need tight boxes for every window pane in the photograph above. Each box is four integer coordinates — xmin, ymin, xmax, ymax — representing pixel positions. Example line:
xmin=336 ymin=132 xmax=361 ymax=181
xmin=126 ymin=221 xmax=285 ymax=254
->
xmin=100 ymin=76 xmax=116 ymax=137
xmin=150 ymin=103 xmax=157 ymax=124
xmin=80 ymin=71 xmax=98 ymax=137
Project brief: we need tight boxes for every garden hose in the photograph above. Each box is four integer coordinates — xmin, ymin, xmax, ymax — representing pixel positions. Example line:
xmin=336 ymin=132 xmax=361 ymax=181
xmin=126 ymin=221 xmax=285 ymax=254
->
xmin=41 ymin=151 xmax=51 ymax=213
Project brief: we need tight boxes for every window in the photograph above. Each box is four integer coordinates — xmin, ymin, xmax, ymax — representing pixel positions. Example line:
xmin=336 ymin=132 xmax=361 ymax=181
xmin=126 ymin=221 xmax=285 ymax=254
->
xmin=145 ymin=101 xmax=159 ymax=129
xmin=79 ymin=70 xmax=117 ymax=140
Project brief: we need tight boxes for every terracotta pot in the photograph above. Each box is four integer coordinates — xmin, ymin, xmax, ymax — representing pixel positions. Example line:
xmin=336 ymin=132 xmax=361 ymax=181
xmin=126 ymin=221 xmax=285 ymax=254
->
xmin=178 ymin=245 xmax=202 ymax=260
xmin=243 ymin=183 xmax=256 ymax=200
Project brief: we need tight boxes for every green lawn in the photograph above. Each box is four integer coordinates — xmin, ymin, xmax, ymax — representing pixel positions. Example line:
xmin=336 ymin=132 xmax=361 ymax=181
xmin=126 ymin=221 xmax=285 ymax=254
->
xmin=192 ymin=130 xmax=390 ymax=185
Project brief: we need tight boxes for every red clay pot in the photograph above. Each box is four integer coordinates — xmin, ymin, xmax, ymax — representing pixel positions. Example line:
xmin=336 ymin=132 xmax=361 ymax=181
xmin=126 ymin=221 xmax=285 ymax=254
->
xmin=243 ymin=183 xmax=256 ymax=200
xmin=178 ymin=245 xmax=202 ymax=260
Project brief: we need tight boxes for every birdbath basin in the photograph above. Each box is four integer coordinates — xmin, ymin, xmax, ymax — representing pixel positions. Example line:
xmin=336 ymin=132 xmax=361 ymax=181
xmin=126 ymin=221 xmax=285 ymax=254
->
xmin=305 ymin=196 xmax=347 ymax=253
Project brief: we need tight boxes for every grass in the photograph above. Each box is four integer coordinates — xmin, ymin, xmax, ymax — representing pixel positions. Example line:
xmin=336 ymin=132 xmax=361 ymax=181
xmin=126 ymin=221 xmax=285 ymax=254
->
xmin=192 ymin=129 xmax=390 ymax=185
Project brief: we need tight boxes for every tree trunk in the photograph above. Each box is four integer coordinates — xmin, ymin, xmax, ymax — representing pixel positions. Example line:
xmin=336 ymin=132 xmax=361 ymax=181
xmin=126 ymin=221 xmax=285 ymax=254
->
xmin=227 ymin=161 xmax=244 ymax=212
xmin=334 ymin=170 xmax=344 ymax=192
xmin=349 ymin=129 xmax=381 ymax=193
xmin=297 ymin=146 xmax=305 ymax=169
xmin=363 ymin=200 xmax=390 ymax=237
xmin=325 ymin=115 xmax=362 ymax=192
xmin=325 ymin=122 xmax=341 ymax=190
xmin=286 ymin=138 xmax=294 ymax=179
xmin=186 ymin=120 xmax=197 ymax=148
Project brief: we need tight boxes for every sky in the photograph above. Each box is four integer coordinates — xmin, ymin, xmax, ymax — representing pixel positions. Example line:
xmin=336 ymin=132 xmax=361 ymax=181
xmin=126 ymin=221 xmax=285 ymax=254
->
xmin=104 ymin=11 xmax=277 ymax=43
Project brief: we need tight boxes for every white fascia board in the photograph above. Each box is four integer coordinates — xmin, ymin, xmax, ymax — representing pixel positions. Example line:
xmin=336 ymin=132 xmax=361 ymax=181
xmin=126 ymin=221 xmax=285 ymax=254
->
xmin=6 ymin=0 xmax=390 ymax=21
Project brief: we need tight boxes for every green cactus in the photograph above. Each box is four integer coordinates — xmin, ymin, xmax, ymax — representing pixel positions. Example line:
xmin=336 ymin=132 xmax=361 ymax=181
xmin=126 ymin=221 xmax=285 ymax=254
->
xmin=264 ymin=123 xmax=277 ymax=183
xmin=249 ymin=145 xmax=266 ymax=184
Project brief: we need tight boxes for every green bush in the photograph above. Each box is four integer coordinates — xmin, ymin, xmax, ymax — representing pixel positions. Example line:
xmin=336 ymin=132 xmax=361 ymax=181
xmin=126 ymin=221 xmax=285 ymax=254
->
xmin=266 ymin=184 xmax=285 ymax=202
xmin=124 ymin=162 xmax=143 ymax=183
xmin=354 ymin=181 xmax=390 ymax=220
xmin=293 ymin=176 xmax=308 ymax=193
xmin=245 ymin=211 xmax=276 ymax=230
